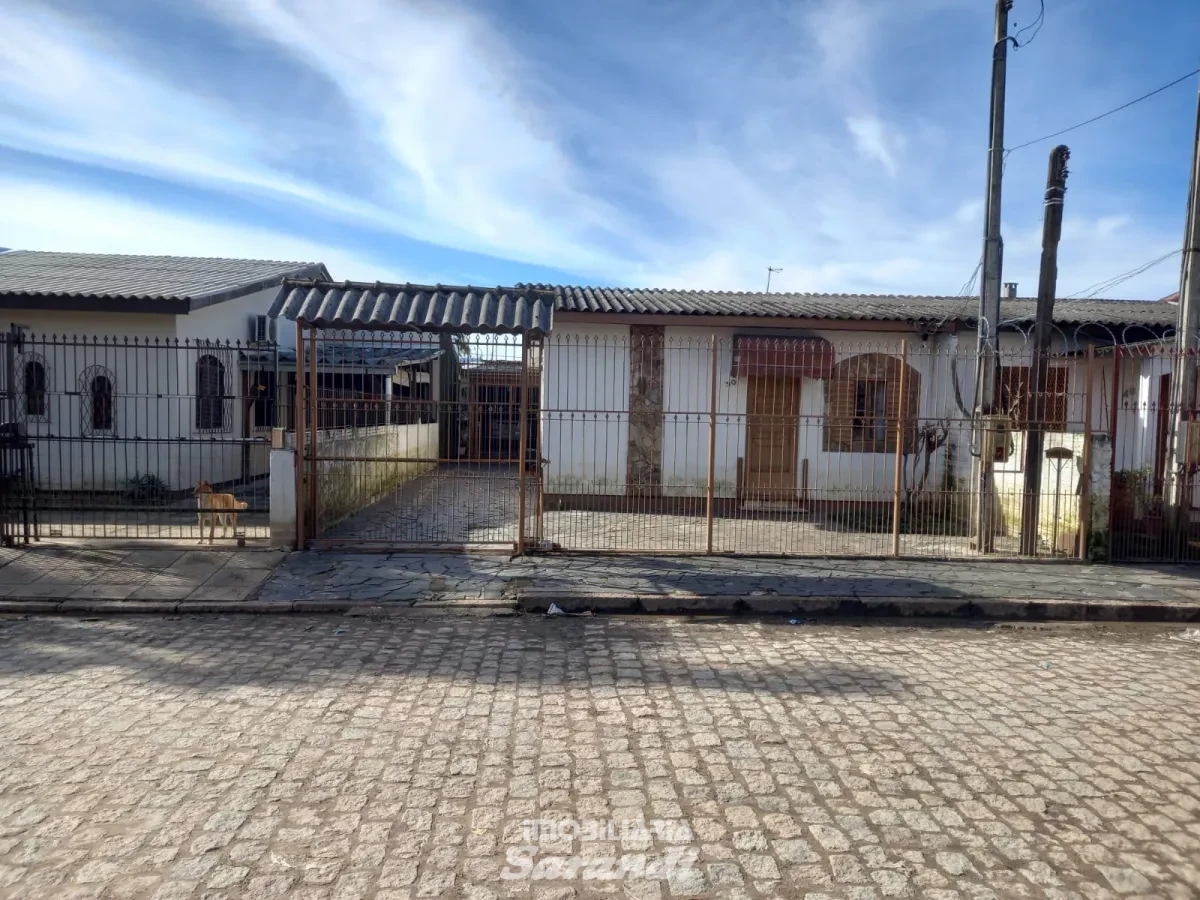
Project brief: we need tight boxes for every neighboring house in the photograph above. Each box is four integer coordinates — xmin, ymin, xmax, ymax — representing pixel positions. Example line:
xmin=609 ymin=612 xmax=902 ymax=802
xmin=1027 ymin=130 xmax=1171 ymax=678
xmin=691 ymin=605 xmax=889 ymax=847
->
xmin=533 ymin=286 xmax=1178 ymax=547
xmin=0 ymin=251 xmax=330 ymax=495
xmin=268 ymin=276 xmax=1181 ymax=554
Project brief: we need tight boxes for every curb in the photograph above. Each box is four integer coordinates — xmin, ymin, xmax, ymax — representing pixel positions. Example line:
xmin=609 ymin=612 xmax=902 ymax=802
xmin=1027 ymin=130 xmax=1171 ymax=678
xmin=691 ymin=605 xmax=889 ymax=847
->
xmin=518 ymin=593 xmax=1200 ymax=622
xmin=2 ymin=594 xmax=1198 ymax=622
xmin=0 ymin=598 xmax=519 ymax=617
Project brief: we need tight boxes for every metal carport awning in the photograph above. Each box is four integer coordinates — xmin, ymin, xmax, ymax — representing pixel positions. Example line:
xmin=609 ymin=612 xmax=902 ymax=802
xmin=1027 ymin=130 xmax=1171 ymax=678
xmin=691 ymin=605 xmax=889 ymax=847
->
xmin=269 ymin=279 xmax=555 ymax=334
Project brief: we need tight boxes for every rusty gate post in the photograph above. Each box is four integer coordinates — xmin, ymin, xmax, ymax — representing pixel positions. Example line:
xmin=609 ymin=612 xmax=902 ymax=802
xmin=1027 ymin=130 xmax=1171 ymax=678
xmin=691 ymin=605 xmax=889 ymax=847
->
xmin=1107 ymin=346 xmax=1121 ymax=562
xmin=891 ymin=340 xmax=908 ymax=556
xmin=295 ymin=320 xmax=306 ymax=550
xmin=1079 ymin=344 xmax=1095 ymax=560
xmin=516 ymin=333 xmax=531 ymax=555
xmin=706 ymin=335 xmax=719 ymax=553
xmin=308 ymin=328 xmax=319 ymax=538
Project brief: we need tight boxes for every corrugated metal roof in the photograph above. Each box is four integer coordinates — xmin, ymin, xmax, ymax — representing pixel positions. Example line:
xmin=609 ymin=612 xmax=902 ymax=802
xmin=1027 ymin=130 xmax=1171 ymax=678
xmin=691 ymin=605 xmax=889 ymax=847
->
xmin=0 ymin=251 xmax=327 ymax=312
xmin=271 ymin=281 xmax=556 ymax=334
xmin=241 ymin=342 xmax=441 ymax=372
xmin=537 ymin=285 xmax=1177 ymax=329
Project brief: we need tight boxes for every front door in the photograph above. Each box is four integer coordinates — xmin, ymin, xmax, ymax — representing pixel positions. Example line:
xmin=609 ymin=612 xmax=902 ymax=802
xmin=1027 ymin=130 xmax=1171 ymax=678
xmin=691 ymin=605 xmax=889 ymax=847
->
xmin=745 ymin=375 xmax=800 ymax=501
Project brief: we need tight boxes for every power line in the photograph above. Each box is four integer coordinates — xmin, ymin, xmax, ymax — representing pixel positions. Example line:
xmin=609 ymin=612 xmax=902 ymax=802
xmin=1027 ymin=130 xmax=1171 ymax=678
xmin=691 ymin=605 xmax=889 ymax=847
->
xmin=1012 ymin=0 xmax=1044 ymax=49
xmin=1007 ymin=67 xmax=1200 ymax=155
xmin=1062 ymin=249 xmax=1181 ymax=299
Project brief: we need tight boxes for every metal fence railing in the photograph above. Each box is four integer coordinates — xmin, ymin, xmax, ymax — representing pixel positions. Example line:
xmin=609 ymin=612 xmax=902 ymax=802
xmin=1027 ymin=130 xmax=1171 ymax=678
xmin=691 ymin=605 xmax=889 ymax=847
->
xmin=0 ymin=332 xmax=278 ymax=542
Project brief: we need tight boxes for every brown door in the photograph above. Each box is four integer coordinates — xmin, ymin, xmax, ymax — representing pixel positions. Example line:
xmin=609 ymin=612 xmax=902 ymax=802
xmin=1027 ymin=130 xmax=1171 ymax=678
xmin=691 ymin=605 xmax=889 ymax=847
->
xmin=745 ymin=375 xmax=800 ymax=500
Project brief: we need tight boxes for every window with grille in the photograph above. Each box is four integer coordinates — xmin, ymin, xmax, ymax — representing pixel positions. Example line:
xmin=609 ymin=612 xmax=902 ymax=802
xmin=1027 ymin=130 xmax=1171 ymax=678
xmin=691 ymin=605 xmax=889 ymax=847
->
xmin=1000 ymin=366 xmax=1068 ymax=429
xmin=196 ymin=354 xmax=227 ymax=431
xmin=824 ymin=352 xmax=920 ymax=453
xmin=78 ymin=366 xmax=115 ymax=435
xmin=22 ymin=357 xmax=47 ymax=420
xmin=852 ymin=380 xmax=888 ymax=451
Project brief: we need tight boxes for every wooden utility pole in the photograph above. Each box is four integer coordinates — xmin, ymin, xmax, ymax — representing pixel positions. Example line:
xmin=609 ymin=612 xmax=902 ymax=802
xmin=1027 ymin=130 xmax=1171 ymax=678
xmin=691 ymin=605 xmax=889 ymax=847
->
xmin=1166 ymin=78 xmax=1200 ymax=554
xmin=973 ymin=0 xmax=1013 ymax=553
xmin=1019 ymin=145 xmax=1071 ymax=556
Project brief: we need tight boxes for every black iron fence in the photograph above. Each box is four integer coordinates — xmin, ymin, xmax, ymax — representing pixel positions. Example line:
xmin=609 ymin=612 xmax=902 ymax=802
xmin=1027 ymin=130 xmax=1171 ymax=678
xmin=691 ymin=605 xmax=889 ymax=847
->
xmin=0 ymin=332 xmax=279 ymax=542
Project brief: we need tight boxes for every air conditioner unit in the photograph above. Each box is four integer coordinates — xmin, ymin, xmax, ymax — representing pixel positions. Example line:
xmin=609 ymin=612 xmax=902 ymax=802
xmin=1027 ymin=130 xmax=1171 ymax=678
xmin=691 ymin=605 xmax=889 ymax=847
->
xmin=250 ymin=314 xmax=277 ymax=344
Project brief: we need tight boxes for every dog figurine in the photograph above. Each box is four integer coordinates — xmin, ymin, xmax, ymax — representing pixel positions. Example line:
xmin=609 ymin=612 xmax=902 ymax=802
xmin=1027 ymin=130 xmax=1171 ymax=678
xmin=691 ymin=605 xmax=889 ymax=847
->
xmin=194 ymin=481 xmax=248 ymax=544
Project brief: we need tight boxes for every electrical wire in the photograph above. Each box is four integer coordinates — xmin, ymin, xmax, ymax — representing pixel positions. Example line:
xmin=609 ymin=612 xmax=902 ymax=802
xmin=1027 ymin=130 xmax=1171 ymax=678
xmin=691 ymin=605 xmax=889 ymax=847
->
xmin=1007 ymin=67 xmax=1200 ymax=155
xmin=1062 ymin=250 xmax=1181 ymax=299
xmin=958 ymin=257 xmax=983 ymax=297
xmin=1012 ymin=0 xmax=1045 ymax=49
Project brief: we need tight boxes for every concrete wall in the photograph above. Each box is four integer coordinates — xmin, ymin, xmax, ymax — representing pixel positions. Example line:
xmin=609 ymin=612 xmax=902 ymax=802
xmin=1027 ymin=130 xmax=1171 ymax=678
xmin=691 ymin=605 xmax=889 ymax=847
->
xmin=176 ymin=285 xmax=282 ymax=488
xmin=658 ymin=328 xmax=962 ymax=503
xmin=309 ymin=423 xmax=438 ymax=529
xmin=541 ymin=324 xmax=630 ymax=495
xmin=269 ymin=447 xmax=297 ymax=549
xmin=2 ymin=290 xmax=285 ymax=493
xmin=3 ymin=309 xmax=182 ymax=491
xmin=993 ymin=432 xmax=1086 ymax=548
xmin=544 ymin=324 xmax=973 ymax=503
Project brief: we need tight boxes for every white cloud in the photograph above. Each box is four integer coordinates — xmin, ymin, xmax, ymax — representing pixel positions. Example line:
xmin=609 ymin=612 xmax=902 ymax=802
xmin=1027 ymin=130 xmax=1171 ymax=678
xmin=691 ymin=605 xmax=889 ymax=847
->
xmin=194 ymin=0 xmax=633 ymax=274
xmin=0 ymin=2 xmax=379 ymax=223
xmin=847 ymin=116 xmax=901 ymax=176
xmin=0 ymin=178 xmax=424 ymax=284
xmin=0 ymin=0 xmax=1186 ymax=304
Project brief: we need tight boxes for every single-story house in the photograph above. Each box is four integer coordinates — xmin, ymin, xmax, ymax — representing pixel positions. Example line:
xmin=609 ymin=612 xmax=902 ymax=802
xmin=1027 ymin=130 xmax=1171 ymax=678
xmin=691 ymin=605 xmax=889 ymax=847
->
xmin=533 ymin=286 xmax=1175 ymax=520
xmin=268 ymin=277 xmax=1182 ymax=553
xmin=0 ymin=250 xmax=330 ymax=495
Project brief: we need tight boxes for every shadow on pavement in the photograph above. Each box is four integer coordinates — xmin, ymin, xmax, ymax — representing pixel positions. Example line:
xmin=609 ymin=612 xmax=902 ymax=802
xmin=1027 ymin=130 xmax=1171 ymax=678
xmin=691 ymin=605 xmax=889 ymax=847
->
xmin=0 ymin=615 xmax=911 ymax=697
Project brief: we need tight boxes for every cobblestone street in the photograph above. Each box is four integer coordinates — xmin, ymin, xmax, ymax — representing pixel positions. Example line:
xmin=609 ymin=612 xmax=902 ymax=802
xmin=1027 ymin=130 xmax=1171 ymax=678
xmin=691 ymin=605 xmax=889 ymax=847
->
xmin=1 ymin=616 xmax=1197 ymax=899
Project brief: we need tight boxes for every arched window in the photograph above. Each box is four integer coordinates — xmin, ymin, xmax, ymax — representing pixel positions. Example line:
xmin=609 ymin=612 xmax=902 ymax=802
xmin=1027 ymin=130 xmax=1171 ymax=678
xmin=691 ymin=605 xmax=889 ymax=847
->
xmin=824 ymin=352 xmax=921 ymax=453
xmin=21 ymin=356 xmax=47 ymax=419
xmin=196 ymin=354 xmax=226 ymax=431
xmin=78 ymin=366 xmax=115 ymax=435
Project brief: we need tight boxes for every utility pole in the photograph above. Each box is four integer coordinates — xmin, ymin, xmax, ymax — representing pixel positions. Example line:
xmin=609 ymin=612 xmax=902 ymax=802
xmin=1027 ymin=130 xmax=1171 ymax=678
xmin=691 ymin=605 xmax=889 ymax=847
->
xmin=766 ymin=267 xmax=782 ymax=293
xmin=973 ymin=0 xmax=1013 ymax=553
xmin=1019 ymin=145 xmax=1070 ymax=556
xmin=1165 ymin=77 xmax=1200 ymax=555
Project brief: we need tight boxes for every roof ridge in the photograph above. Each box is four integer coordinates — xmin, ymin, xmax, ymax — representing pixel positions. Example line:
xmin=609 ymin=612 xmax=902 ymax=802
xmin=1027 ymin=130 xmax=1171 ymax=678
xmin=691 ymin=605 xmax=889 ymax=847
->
xmin=0 ymin=249 xmax=318 ymax=267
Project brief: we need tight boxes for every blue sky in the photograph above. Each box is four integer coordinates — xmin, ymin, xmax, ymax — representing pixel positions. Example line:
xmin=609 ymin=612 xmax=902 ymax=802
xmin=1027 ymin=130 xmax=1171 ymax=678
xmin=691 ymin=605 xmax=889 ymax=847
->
xmin=0 ymin=0 xmax=1197 ymax=299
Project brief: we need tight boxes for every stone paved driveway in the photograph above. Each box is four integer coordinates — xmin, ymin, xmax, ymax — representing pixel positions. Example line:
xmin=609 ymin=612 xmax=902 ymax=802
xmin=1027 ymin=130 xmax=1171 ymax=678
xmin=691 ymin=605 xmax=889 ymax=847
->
xmin=1 ymin=616 xmax=1197 ymax=899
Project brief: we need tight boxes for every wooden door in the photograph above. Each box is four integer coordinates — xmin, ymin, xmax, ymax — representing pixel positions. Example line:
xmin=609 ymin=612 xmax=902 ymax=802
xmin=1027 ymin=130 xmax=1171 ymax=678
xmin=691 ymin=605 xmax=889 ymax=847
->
xmin=745 ymin=375 xmax=800 ymax=500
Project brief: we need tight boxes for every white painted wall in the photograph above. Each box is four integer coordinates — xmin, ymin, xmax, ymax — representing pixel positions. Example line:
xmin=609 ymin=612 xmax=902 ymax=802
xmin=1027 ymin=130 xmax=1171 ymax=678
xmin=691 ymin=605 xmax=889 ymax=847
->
xmin=656 ymin=328 xmax=961 ymax=503
xmin=545 ymin=323 xmax=969 ymax=503
xmin=175 ymin=285 xmax=282 ymax=344
xmin=3 ymin=289 xmax=283 ymax=493
xmin=661 ymin=327 xmax=743 ymax=498
xmin=541 ymin=324 xmax=630 ymax=495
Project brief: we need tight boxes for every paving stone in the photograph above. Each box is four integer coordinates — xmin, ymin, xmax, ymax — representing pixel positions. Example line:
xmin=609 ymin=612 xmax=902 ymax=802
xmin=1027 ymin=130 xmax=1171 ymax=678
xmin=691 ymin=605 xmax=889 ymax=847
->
xmin=0 ymin=617 xmax=1196 ymax=900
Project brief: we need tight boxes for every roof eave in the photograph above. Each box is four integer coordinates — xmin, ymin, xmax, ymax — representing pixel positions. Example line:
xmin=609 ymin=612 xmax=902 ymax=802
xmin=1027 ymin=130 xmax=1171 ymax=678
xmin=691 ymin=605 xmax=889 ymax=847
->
xmin=187 ymin=262 xmax=331 ymax=311
xmin=0 ymin=293 xmax=190 ymax=314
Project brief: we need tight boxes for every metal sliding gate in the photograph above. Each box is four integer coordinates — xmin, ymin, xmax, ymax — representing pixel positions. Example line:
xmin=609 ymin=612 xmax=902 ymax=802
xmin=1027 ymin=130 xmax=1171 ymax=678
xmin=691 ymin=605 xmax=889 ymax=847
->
xmin=0 ymin=331 xmax=277 ymax=542
xmin=295 ymin=326 xmax=542 ymax=551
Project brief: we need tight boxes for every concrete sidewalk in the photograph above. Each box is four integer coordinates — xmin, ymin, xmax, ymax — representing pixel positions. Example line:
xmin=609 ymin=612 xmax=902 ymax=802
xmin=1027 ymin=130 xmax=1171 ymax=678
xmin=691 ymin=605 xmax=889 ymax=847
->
xmin=256 ymin=552 xmax=1200 ymax=620
xmin=4 ymin=546 xmax=1200 ymax=620
xmin=0 ymin=544 xmax=287 ymax=613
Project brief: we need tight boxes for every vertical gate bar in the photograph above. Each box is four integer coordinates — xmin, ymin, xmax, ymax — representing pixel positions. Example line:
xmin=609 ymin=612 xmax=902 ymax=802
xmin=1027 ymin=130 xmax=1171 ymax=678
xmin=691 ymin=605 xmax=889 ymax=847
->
xmin=1079 ymin=344 xmax=1095 ymax=560
xmin=891 ymin=339 xmax=908 ymax=556
xmin=706 ymin=335 xmax=719 ymax=553
xmin=295 ymin=321 xmax=306 ymax=550
xmin=1107 ymin=346 xmax=1121 ymax=562
xmin=516 ymin=333 xmax=531 ymax=555
xmin=1181 ymin=395 xmax=1193 ymax=562
xmin=308 ymin=329 xmax=319 ymax=538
